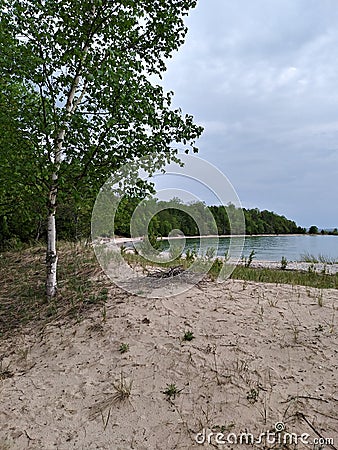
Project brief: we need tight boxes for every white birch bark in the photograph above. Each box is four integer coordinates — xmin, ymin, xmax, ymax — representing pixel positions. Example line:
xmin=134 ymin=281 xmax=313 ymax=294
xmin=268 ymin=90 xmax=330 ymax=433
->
xmin=45 ymin=52 xmax=88 ymax=298
xmin=46 ymin=214 xmax=57 ymax=297
xmin=46 ymin=190 xmax=58 ymax=298
xmin=46 ymin=133 xmax=64 ymax=298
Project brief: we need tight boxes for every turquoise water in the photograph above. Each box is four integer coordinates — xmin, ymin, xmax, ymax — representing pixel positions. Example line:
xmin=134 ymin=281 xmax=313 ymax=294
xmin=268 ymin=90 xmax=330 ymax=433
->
xmin=161 ymin=235 xmax=338 ymax=262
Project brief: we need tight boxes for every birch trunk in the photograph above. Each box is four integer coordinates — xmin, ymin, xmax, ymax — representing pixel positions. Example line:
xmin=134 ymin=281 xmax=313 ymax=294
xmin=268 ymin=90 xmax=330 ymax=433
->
xmin=45 ymin=45 xmax=88 ymax=298
xmin=46 ymin=135 xmax=63 ymax=299
xmin=46 ymin=198 xmax=57 ymax=298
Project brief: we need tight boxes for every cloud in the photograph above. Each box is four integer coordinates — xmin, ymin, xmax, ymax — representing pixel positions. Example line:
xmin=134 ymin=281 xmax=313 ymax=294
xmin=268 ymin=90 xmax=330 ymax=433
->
xmin=161 ymin=0 xmax=338 ymax=227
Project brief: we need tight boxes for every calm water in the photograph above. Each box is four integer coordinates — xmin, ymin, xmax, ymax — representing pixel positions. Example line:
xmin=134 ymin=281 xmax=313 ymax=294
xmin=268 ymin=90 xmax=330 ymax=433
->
xmin=161 ymin=235 xmax=338 ymax=262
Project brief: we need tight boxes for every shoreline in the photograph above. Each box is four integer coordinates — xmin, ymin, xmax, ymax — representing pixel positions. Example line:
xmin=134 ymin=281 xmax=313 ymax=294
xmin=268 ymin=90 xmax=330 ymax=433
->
xmin=99 ymin=237 xmax=338 ymax=274
xmin=237 ymin=259 xmax=338 ymax=275
xmin=114 ymin=233 xmax=327 ymax=244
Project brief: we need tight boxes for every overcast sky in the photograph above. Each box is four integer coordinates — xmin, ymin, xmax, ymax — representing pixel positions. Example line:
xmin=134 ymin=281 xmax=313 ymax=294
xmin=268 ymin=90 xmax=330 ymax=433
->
xmin=160 ymin=0 xmax=338 ymax=229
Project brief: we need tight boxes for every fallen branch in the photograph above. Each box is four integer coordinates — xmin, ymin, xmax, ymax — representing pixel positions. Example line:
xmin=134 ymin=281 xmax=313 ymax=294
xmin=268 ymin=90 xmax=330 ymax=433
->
xmin=296 ymin=412 xmax=337 ymax=450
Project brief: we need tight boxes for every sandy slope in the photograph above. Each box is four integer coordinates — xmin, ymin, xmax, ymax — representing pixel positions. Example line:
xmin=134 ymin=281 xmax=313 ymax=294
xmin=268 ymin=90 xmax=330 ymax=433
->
xmin=0 ymin=279 xmax=337 ymax=449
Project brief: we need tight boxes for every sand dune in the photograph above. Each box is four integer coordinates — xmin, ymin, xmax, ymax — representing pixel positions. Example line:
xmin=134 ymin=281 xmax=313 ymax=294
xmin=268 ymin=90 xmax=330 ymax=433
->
xmin=0 ymin=279 xmax=337 ymax=449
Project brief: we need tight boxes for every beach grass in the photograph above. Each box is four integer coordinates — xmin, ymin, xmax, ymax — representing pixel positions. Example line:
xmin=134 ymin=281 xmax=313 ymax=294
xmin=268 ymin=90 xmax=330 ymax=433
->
xmin=299 ymin=252 xmax=338 ymax=264
xmin=229 ymin=265 xmax=338 ymax=289
xmin=1 ymin=242 xmax=337 ymax=337
xmin=0 ymin=242 xmax=110 ymax=338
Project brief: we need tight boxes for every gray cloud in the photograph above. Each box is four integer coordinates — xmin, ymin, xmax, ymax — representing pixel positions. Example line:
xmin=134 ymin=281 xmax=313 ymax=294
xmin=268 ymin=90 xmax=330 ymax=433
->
xmin=161 ymin=0 xmax=338 ymax=228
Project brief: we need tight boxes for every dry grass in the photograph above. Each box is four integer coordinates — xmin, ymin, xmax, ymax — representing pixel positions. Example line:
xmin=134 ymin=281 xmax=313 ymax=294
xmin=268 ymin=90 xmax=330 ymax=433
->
xmin=111 ymin=372 xmax=133 ymax=402
xmin=89 ymin=372 xmax=133 ymax=429
xmin=0 ymin=241 xmax=111 ymax=338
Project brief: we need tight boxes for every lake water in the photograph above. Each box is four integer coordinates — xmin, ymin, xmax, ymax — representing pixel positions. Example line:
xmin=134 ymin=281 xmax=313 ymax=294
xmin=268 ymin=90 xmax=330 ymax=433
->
xmin=161 ymin=235 xmax=338 ymax=262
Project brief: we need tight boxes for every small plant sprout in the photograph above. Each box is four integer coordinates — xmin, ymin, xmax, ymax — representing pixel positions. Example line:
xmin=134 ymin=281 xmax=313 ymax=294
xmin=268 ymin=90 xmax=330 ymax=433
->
xmin=183 ymin=330 xmax=195 ymax=341
xmin=245 ymin=250 xmax=255 ymax=268
xmin=119 ymin=343 xmax=129 ymax=354
xmin=281 ymin=256 xmax=288 ymax=270
xmin=162 ymin=383 xmax=183 ymax=400
xmin=291 ymin=324 xmax=300 ymax=343
xmin=246 ymin=387 xmax=259 ymax=404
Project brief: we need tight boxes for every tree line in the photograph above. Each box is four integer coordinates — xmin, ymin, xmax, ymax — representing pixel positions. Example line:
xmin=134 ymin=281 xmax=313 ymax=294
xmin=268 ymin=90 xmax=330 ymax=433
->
xmin=113 ymin=198 xmax=306 ymax=237
xmin=2 ymin=190 xmax=336 ymax=251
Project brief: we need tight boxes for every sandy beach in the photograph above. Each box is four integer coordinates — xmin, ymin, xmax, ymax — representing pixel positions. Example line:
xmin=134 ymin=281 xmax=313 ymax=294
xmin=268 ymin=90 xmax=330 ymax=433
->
xmin=0 ymin=277 xmax=337 ymax=449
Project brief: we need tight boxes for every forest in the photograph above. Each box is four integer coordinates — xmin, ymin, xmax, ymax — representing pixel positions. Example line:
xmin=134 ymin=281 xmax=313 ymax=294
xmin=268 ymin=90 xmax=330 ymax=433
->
xmin=0 ymin=194 xmax=308 ymax=251
xmin=113 ymin=197 xmax=307 ymax=237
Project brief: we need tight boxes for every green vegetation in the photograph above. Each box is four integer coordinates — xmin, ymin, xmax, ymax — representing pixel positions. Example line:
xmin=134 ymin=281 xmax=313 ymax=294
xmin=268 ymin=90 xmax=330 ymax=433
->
xmin=111 ymin=373 xmax=133 ymax=402
xmin=229 ymin=265 xmax=338 ymax=289
xmin=299 ymin=252 xmax=338 ymax=264
xmin=119 ymin=343 xmax=130 ymax=354
xmin=0 ymin=242 xmax=110 ymax=337
xmin=162 ymin=383 xmax=183 ymax=400
xmin=243 ymin=208 xmax=306 ymax=235
xmin=182 ymin=331 xmax=195 ymax=341
xmin=309 ymin=226 xmax=338 ymax=235
xmin=90 ymin=196 xmax=308 ymax=243
xmin=308 ymin=225 xmax=319 ymax=234
xmin=0 ymin=0 xmax=336 ymax=310
xmin=120 ymin=199 xmax=306 ymax=237
xmin=1 ymin=193 xmax=315 ymax=253
xmin=281 ymin=256 xmax=288 ymax=270
xmin=243 ymin=249 xmax=255 ymax=268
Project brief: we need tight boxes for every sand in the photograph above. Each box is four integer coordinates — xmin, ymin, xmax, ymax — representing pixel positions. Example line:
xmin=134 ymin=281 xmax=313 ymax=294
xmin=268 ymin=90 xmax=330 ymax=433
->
xmin=0 ymin=279 xmax=337 ymax=449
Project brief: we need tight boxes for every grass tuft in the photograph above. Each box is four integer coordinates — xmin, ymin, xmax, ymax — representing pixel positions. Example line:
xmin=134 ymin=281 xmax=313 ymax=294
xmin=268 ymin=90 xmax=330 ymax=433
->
xmin=162 ymin=383 xmax=183 ymax=400
xmin=112 ymin=372 xmax=133 ymax=402
xmin=182 ymin=330 xmax=195 ymax=342
xmin=118 ymin=343 xmax=129 ymax=354
xmin=299 ymin=252 xmax=338 ymax=264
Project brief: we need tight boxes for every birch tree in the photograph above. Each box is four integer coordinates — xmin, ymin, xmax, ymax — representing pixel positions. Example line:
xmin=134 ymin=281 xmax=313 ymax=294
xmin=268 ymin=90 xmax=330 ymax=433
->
xmin=1 ymin=0 xmax=203 ymax=298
